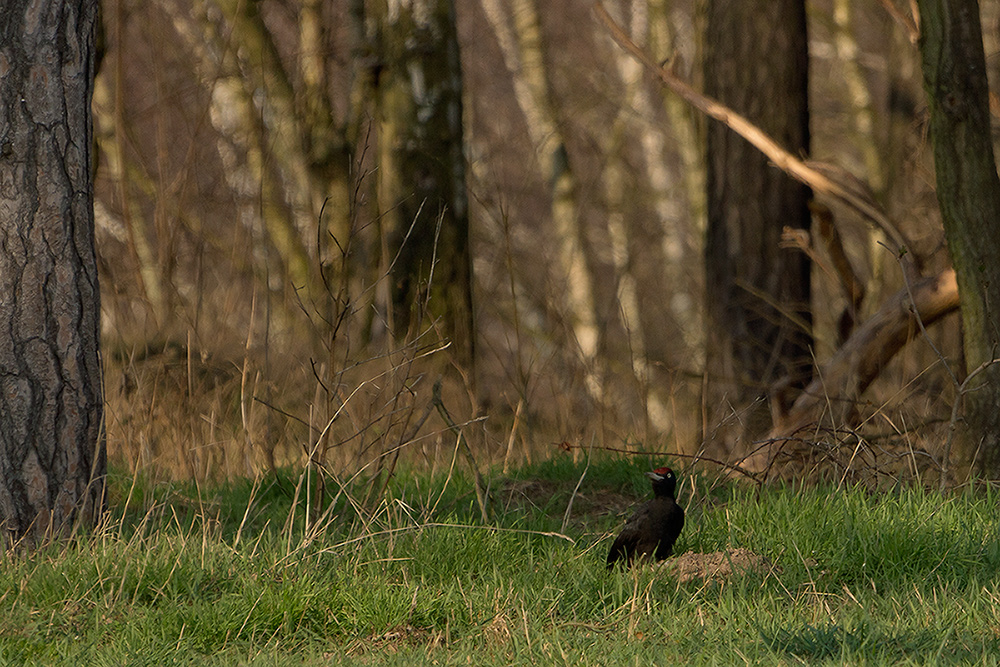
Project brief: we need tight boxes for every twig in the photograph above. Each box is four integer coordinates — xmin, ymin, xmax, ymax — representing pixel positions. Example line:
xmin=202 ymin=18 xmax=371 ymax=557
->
xmin=376 ymin=395 xmax=437 ymax=501
xmin=876 ymin=0 xmax=920 ymax=43
xmin=502 ymin=397 xmax=524 ymax=475
xmin=885 ymin=240 xmax=997 ymax=492
xmin=941 ymin=359 xmax=999 ymax=492
xmin=553 ymin=441 xmax=761 ymax=483
xmin=561 ymin=436 xmax=592 ymax=533
xmin=432 ymin=379 xmax=490 ymax=522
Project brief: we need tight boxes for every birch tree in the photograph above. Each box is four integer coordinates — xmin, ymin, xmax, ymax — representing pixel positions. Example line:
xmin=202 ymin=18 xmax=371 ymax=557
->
xmin=371 ymin=0 xmax=475 ymax=367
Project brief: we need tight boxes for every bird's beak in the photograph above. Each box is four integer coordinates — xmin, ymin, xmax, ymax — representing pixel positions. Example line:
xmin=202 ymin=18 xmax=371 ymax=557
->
xmin=645 ymin=471 xmax=663 ymax=481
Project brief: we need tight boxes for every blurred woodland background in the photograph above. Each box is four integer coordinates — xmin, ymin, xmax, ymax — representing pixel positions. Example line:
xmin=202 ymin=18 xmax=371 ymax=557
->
xmin=93 ymin=0 xmax=991 ymax=487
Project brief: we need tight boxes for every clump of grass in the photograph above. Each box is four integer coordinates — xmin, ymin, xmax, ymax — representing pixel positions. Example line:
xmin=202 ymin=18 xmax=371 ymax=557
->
xmin=2 ymin=460 xmax=1000 ymax=665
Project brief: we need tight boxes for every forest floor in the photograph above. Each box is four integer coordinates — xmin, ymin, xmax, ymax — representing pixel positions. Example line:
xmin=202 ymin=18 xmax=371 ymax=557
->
xmin=1 ymin=456 xmax=998 ymax=665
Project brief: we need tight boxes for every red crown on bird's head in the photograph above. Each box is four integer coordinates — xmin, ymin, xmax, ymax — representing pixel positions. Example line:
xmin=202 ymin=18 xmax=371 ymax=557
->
xmin=652 ymin=466 xmax=673 ymax=476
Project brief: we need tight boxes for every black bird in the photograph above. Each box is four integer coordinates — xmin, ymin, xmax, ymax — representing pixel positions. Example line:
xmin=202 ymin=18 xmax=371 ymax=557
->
xmin=607 ymin=466 xmax=684 ymax=569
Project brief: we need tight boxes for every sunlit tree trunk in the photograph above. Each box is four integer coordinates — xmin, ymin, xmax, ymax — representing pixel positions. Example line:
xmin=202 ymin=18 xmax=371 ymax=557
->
xmin=481 ymin=0 xmax=600 ymax=393
xmin=832 ymin=0 xmax=892 ymax=303
xmin=703 ymin=0 xmax=812 ymax=453
xmin=832 ymin=0 xmax=885 ymax=193
xmin=298 ymin=0 xmax=357 ymax=273
xmin=601 ymin=1 xmax=694 ymax=436
xmin=0 ymin=0 xmax=106 ymax=549
xmin=917 ymin=0 xmax=1000 ymax=477
xmin=113 ymin=0 xmax=167 ymax=324
xmin=649 ymin=0 xmax=706 ymax=250
xmin=168 ymin=0 xmax=364 ymax=308
xmin=371 ymin=0 xmax=475 ymax=369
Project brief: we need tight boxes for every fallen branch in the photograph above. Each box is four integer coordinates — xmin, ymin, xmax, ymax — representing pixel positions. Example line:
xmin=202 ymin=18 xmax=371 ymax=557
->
xmin=596 ymin=1 xmax=969 ymax=481
xmin=781 ymin=203 xmax=866 ymax=342
xmin=813 ymin=203 xmax=866 ymax=321
xmin=744 ymin=268 xmax=959 ymax=474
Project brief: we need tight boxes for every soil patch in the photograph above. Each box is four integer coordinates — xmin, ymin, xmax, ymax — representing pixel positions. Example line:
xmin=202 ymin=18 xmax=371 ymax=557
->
xmin=664 ymin=548 xmax=774 ymax=583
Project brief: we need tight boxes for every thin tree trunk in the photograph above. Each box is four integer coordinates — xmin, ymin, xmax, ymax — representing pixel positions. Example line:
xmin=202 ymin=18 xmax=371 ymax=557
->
xmin=371 ymin=0 xmax=475 ymax=369
xmin=111 ymin=0 xmax=166 ymax=325
xmin=833 ymin=0 xmax=885 ymax=193
xmin=481 ymin=0 xmax=601 ymax=392
xmin=0 ymin=0 xmax=106 ymax=549
xmin=165 ymin=0 xmax=315 ymax=307
xmin=601 ymin=1 xmax=690 ymax=435
xmin=299 ymin=0 xmax=356 ymax=272
xmin=649 ymin=0 xmax=706 ymax=251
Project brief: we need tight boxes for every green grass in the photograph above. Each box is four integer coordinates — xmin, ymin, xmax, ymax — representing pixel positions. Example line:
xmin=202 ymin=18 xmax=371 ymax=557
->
xmin=1 ymin=457 xmax=999 ymax=665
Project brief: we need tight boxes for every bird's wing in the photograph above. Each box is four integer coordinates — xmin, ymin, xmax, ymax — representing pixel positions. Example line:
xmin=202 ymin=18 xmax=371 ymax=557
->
xmin=606 ymin=504 xmax=652 ymax=566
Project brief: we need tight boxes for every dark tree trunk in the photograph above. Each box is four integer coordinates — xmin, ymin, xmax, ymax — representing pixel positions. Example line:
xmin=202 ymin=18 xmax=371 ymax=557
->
xmin=703 ymin=0 xmax=812 ymax=449
xmin=372 ymin=0 xmax=475 ymax=370
xmin=917 ymin=0 xmax=1000 ymax=477
xmin=0 ymin=0 xmax=105 ymax=549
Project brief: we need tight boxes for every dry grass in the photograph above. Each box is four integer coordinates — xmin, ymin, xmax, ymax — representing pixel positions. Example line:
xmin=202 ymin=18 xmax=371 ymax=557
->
xmin=100 ymin=317 xmax=963 ymax=499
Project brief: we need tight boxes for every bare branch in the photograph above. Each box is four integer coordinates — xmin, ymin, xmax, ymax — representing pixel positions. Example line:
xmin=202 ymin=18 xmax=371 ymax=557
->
xmin=594 ymin=1 xmax=919 ymax=278
xmin=876 ymin=0 xmax=920 ymax=43
xmin=747 ymin=269 xmax=959 ymax=475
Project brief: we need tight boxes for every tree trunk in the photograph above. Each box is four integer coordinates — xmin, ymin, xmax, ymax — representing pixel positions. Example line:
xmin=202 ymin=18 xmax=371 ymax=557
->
xmin=0 ymin=0 xmax=106 ymax=549
xmin=601 ymin=1 xmax=693 ymax=437
xmin=703 ymin=0 xmax=812 ymax=451
xmin=372 ymin=0 xmax=475 ymax=369
xmin=481 ymin=0 xmax=601 ymax=393
xmin=917 ymin=0 xmax=1000 ymax=477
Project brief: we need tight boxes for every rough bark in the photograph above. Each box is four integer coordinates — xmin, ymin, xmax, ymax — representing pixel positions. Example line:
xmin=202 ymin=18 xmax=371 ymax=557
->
xmin=917 ymin=0 xmax=1000 ymax=477
xmin=0 ymin=0 xmax=106 ymax=549
xmin=372 ymin=0 xmax=474 ymax=368
xmin=703 ymin=0 xmax=813 ymax=448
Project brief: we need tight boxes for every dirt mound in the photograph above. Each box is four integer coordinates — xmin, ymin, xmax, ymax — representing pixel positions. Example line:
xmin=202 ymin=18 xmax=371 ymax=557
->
xmin=664 ymin=548 xmax=773 ymax=583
